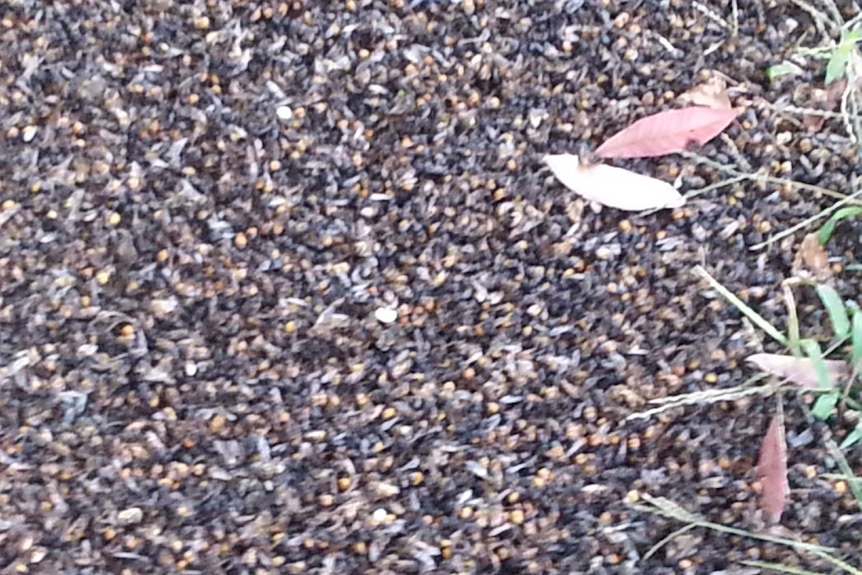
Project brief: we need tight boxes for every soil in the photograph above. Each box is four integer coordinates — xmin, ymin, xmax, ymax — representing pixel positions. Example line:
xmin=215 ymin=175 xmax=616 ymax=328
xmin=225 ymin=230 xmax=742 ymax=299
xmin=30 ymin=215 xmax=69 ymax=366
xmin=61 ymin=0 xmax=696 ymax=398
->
xmin=0 ymin=0 xmax=861 ymax=573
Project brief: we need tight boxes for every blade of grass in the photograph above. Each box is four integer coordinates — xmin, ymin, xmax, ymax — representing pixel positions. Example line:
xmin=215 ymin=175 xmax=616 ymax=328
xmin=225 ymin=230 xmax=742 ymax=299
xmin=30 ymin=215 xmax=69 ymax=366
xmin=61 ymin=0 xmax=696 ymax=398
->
xmin=744 ymin=555 xmax=862 ymax=575
xmin=641 ymin=523 xmax=699 ymax=562
xmin=839 ymin=422 xmax=862 ymax=449
xmin=801 ymin=338 xmax=841 ymax=419
xmin=852 ymin=309 xmax=862 ymax=368
xmin=827 ymin=48 xmax=851 ymax=85
xmin=632 ymin=493 xmax=836 ymax=554
xmin=811 ymin=549 xmax=862 ymax=575
xmin=825 ymin=29 xmax=862 ymax=86
xmin=816 ymin=284 xmax=851 ymax=339
xmin=626 ymin=375 xmax=773 ymax=421
xmin=819 ymin=206 xmax=862 ymax=244
xmin=801 ymin=339 xmax=831 ymax=387
xmin=742 ymin=560 xmax=832 ymax=575
xmin=750 ymin=186 xmax=862 ymax=251
xmin=822 ymin=472 xmax=862 ymax=485
xmin=838 ymin=309 xmax=862 ymax=418
xmin=694 ymin=265 xmax=788 ymax=347
xmin=768 ymin=61 xmax=804 ymax=80
xmin=813 ymin=391 xmax=841 ymax=420
xmin=783 ymin=282 xmax=802 ymax=357
xmin=824 ymin=437 xmax=862 ymax=512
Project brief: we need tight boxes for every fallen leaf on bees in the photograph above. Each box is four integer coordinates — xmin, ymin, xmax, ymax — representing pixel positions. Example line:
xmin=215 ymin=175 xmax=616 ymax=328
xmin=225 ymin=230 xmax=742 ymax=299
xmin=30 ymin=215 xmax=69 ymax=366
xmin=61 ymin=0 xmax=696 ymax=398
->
xmin=678 ymin=75 xmax=733 ymax=110
xmin=544 ymin=154 xmax=685 ymax=211
xmin=746 ymin=353 xmax=848 ymax=388
xmin=594 ymin=107 xmax=741 ymax=159
xmin=757 ymin=413 xmax=789 ymax=525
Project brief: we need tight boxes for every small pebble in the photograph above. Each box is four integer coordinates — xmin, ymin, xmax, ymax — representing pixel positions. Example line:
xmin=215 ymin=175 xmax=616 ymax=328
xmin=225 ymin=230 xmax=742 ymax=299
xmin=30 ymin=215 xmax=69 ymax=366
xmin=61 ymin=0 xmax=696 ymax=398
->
xmin=374 ymin=307 xmax=398 ymax=324
xmin=276 ymin=105 xmax=293 ymax=121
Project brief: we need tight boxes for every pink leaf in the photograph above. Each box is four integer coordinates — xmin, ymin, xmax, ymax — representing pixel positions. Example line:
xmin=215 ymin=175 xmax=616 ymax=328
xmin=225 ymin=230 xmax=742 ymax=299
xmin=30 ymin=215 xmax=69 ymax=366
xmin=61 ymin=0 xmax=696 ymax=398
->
xmin=594 ymin=107 xmax=742 ymax=159
xmin=746 ymin=353 xmax=848 ymax=388
xmin=757 ymin=414 xmax=789 ymax=524
xmin=543 ymin=154 xmax=684 ymax=211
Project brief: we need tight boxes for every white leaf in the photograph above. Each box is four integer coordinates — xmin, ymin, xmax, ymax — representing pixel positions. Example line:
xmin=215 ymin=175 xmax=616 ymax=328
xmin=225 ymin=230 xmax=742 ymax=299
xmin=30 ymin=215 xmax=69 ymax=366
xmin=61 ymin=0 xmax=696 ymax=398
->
xmin=543 ymin=154 xmax=685 ymax=211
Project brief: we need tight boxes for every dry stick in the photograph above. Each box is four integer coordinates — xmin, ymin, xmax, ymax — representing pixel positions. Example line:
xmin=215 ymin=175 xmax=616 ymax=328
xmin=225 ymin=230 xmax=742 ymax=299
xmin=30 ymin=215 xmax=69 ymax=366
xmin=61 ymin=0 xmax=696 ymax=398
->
xmin=719 ymin=132 xmax=752 ymax=172
xmin=816 ymin=0 xmax=847 ymax=28
xmin=680 ymin=152 xmax=862 ymax=251
xmin=839 ymin=73 xmax=858 ymax=143
xmin=847 ymin=11 xmax=862 ymax=30
xmin=821 ymin=472 xmax=862 ymax=484
xmin=745 ymin=552 xmax=862 ymax=575
xmin=692 ymin=1 xmax=731 ymax=31
xmin=764 ymin=102 xmax=862 ymax=122
xmin=730 ymin=0 xmax=739 ymax=37
xmin=694 ymin=264 xmax=789 ymax=345
xmin=626 ymin=378 xmax=774 ymax=421
xmin=638 ymin=174 xmax=748 ymax=218
xmin=748 ymin=186 xmax=862 ymax=251
xmin=632 ymin=493 xmax=837 ymax=555
xmin=790 ymin=0 xmax=841 ymax=35
xmin=640 ymin=523 xmax=699 ymax=562
xmin=684 ymin=174 xmax=749 ymax=200
xmin=846 ymin=50 xmax=862 ymax=144
xmin=682 ymin=151 xmax=857 ymax=203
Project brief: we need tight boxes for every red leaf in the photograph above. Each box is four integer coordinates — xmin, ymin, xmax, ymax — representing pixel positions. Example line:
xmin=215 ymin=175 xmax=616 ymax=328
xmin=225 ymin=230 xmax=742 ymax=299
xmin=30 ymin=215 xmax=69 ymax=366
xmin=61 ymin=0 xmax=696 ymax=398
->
xmin=757 ymin=414 xmax=789 ymax=524
xmin=594 ymin=107 xmax=742 ymax=159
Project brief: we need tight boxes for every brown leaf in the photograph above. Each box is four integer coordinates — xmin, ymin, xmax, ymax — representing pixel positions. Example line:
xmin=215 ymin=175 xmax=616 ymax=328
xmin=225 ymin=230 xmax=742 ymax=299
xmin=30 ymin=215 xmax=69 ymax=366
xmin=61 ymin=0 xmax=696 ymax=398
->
xmin=594 ymin=107 xmax=741 ymax=159
xmin=757 ymin=414 xmax=789 ymax=524
xmin=746 ymin=353 xmax=848 ymax=388
xmin=802 ymin=78 xmax=847 ymax=131
xmin=792 ymin=232 xmax=833 ymax=281
xmin=543 ymin=154 xmax=684 ymax=211
xmin=678 ymin=76 xmax=732 ymax=110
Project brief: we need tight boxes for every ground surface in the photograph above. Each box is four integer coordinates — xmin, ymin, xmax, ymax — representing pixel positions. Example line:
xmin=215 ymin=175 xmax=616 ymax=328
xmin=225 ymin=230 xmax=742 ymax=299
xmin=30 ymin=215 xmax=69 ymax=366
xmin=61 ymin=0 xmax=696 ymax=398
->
xmin=1 ymin=0 xmax=861 ymax=573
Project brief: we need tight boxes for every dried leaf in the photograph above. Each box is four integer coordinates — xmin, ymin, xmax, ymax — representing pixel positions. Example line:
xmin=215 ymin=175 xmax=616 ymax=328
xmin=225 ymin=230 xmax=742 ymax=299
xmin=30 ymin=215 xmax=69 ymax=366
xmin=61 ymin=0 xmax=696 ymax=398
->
xmin=594 ymin=107 xmax=741 ymax=159
xmin=543 ymin=154 xmax=684 ymax=211
xmin=802 ymin=78 xmax=847 ymax=131
xmin=746 ymin=353 xmax=848 ymax=388
xmin=792 ymin=232 xmax=833 ymax=281
xmin=678 ymin=76 xmax=732 ymax=110
xmin=757 ymin=414 xmax=789 ymax=524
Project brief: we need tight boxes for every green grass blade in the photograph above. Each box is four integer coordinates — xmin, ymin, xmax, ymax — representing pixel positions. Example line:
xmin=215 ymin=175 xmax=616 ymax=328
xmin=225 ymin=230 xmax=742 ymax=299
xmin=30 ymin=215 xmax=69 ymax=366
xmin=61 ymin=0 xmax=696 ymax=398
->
xmin=852 ymin=309 xmax=862 ymax=368
xmin=839 ymin=424 xmax=862 ymax=449
xmin=846 ymin=28 xmax=862 ymax=45
xmin=826 ymin=49 xmax=849 ymax=85
xmin=767 ymin=61 xmax=804 ymax=81
xmin=818 ymin=206 xmax=862 ymax=244
xmin=783 ymin=283 xmax=802 ymax=357
xmin=801 ymin=338 xmax=839 ymax=419
xmin=694 ymin=266 xmax=788 ymax=347
xmin=816 ymin=284 xmax=850 ymax=339
xmin=813 ymin=392 xmax=841 ymax=419
xmin=813 ymin=550 xmax=862 ymax=575
xmin=825 ymin=438 xmax=862 ymax=513
xmin=801 ymin=339 xmax=829 ymax=386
